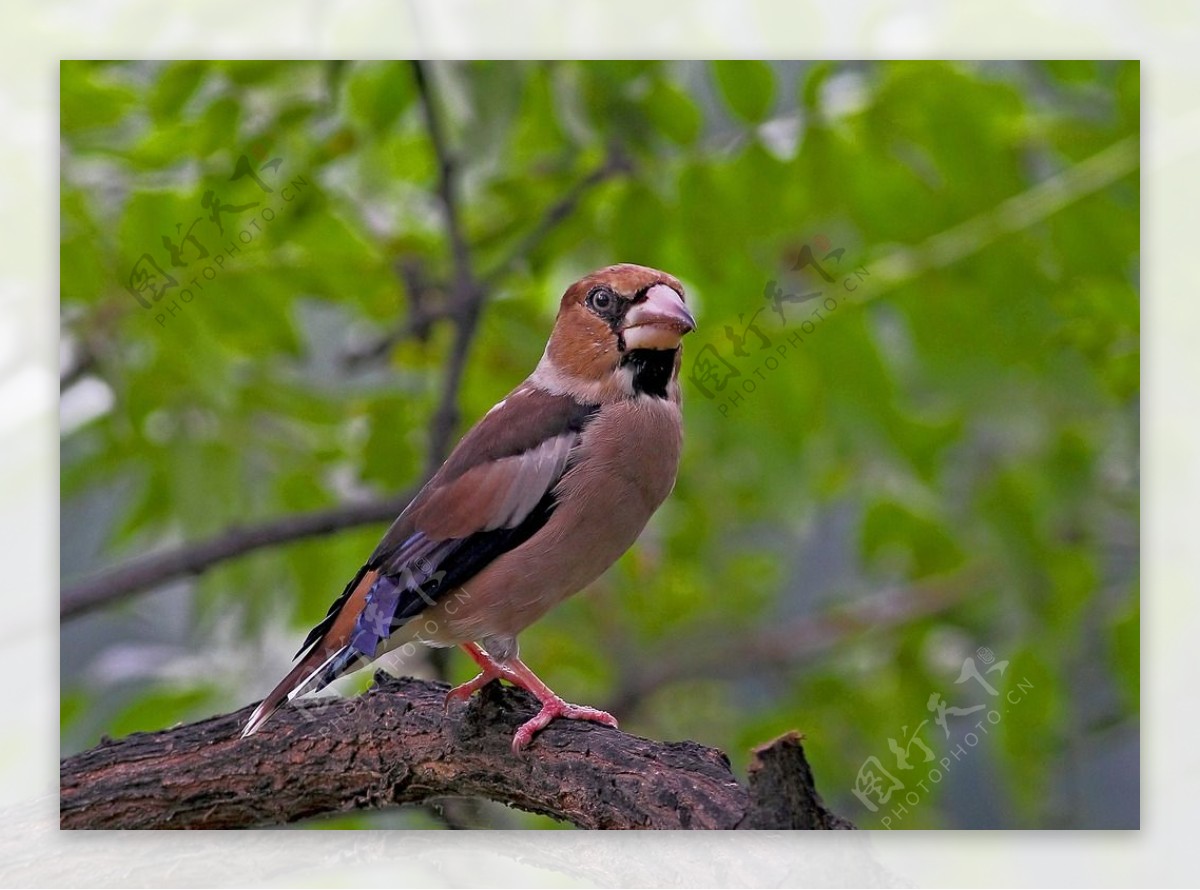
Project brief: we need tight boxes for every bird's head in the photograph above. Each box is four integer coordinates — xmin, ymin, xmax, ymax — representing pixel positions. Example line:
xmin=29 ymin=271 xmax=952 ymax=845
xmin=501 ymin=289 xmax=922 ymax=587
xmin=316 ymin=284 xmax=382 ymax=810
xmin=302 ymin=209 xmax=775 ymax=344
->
xmin=535 ymin=264 xmax=696 ymax=402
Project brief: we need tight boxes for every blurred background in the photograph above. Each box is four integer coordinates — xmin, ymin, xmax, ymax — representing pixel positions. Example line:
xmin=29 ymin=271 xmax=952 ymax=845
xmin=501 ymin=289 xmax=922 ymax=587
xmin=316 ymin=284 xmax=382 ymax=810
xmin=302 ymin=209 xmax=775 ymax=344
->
xmin=59 ymin=60 xmax=1139 ymax=829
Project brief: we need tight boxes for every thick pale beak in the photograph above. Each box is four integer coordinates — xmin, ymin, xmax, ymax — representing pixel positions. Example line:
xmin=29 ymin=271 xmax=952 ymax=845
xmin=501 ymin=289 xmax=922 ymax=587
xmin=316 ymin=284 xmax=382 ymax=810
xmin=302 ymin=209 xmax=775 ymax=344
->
xmin=620 ymin=284 xmax=697 ymax=350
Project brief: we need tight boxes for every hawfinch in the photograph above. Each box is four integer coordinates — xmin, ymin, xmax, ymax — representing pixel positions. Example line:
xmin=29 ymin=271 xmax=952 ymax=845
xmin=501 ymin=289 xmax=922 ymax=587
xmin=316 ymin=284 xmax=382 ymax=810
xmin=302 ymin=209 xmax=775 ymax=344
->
xmin=242 ymin=264 xmax=696 ymax=752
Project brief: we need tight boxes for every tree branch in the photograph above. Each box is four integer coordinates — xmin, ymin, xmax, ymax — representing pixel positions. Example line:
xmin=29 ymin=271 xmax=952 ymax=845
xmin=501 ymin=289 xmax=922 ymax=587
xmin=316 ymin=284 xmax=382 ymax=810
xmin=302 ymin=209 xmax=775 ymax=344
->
xmin=60 ymin=489 xmax=416 ymax=620
xmin=412 ymin=60 xmax=487 ymax=475
xmin=342 ymin=152 xmax=629 ymax=371
xmin=340 ymin=257 xmax=450 ymax=369
xmin=59 ymin=674 xmax=853 ymax=830
xmin=865 ymin=134 xmax=1138 ymax=293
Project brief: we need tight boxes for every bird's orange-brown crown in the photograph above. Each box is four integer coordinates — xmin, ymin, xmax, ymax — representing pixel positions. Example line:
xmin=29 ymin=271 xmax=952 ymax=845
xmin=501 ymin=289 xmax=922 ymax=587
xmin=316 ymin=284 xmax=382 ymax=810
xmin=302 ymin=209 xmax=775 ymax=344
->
xmin=537 ymin=264 xmax=695 ymax=401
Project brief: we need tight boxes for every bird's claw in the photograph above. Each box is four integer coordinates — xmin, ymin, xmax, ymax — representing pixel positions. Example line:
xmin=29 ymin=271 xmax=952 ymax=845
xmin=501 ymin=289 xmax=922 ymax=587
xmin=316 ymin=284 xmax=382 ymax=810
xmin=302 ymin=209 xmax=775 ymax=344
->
xmin=444 ymin=671 xmax=498 ymax=711
xmin=511 ymin=698 xmax=619 ymax=753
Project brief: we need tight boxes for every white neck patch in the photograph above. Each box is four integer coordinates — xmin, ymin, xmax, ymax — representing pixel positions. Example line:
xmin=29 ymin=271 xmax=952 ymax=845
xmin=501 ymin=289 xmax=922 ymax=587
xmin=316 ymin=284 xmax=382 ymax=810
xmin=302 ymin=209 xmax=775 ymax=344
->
xmin=530 ymin=350 xmax=635 ymax=403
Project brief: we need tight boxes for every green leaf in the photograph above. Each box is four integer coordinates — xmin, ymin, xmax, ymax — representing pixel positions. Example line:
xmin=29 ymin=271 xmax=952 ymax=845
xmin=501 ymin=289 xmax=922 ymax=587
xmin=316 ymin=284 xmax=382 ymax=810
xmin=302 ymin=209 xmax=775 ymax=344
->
xmin=346 ymin=62 xmax=413 ymax=134
xmin=995 ymin=646 xmax=1065 ymax=817
xmin=861 ymin=501 xmax=964 ymax=577
xmin=1042 ymin=60 xmax=1099 ymax=84
xmin=195 ymin=96 xmax=241 ymax=156
xmin=712 ymin=60 xmax=776 ymax=123
xmin=148 ymin=61 xmax=208 ymax=121
xmin=1108 ymin=592 xmax=1139 ymax=711
xmin=61 ymin=62 xmax=137 ymax=134
xmin=645 ymin=79 xmax=702 ymax=145
xmin=800 ymin=61 xmax=835 ymax=111
xmin=220 ymin=61 xmax=285 ymax=85
xmin=60 ymin=689 xmax=87 ymax=734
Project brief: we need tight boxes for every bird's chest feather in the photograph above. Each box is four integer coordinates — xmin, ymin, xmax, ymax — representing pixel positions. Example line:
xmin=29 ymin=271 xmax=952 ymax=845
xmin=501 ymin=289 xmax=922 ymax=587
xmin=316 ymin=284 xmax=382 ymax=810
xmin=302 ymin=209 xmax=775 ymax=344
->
xmin=432 ymin=395 xmax=683 ymax=641
xmin=561 ymin=396 xmax=683 ymax=515
xmin=540 ymin=395 xmax=682 ymax=578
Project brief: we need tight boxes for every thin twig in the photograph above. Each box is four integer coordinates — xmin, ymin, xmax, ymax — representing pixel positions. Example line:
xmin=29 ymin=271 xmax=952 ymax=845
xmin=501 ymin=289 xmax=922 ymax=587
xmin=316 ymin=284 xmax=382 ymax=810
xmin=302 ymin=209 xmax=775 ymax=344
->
xmin=412 ymin=60 xmax=487 ymax=475
xmin=481 ymin=149 xmax=633 ymax=284
xmin=341 ymin=257 xmax=449 ymax=369
xmin=343 ymin=154 xmax=628 ymax=371
xmin=865 ymin=134 xmax=1139 ymax=291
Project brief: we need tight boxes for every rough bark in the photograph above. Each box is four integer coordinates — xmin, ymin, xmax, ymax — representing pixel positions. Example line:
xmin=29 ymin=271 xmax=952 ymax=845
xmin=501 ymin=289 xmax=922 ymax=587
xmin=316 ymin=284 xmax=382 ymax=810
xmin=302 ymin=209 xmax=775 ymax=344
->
xmin=60 ymin=674 xmax=853 ymax=830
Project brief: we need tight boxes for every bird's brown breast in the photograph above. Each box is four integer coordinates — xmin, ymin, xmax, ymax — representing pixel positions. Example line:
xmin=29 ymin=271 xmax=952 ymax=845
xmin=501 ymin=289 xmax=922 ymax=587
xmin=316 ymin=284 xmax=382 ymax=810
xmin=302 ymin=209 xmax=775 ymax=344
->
xmin=421 ymin=395 xmax=683 ymax=644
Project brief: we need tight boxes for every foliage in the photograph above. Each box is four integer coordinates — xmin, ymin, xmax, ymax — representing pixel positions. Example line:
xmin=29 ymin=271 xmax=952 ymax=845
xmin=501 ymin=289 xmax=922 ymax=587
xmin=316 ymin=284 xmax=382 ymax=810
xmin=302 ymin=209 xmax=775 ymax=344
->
xmin=60 ymin=60 xmax=1139 ymax=829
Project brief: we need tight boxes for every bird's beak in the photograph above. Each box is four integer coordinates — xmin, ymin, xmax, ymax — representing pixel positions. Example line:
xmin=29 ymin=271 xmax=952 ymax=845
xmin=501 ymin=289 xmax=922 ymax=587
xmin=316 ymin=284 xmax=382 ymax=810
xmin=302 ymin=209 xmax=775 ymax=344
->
xmin=620 ymin=284 xmax=697 ymax=350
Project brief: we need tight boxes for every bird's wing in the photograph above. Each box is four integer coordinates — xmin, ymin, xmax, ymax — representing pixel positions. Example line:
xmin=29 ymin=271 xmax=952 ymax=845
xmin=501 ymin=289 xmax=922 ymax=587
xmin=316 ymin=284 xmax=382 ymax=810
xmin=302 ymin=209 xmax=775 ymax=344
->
xmin=242 ymin=386 xmax=599 ymax=736
xmin=298 ymin=385 xmax=599 ymax=662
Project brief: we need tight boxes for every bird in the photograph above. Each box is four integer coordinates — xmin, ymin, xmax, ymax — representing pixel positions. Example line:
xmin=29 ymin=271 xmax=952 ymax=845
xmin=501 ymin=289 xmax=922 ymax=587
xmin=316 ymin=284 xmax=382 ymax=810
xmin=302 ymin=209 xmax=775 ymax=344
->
xmin=242 ymin=263 xmax=696 ymax=752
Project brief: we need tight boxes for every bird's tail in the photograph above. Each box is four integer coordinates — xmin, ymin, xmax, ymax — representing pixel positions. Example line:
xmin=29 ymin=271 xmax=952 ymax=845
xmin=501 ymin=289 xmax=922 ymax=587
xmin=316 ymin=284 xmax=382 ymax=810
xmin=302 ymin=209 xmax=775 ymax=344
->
xmin=240 ymin=644 xmax=364 ymax=738
xmin=241 ymin=565 xmax=386 ymax=738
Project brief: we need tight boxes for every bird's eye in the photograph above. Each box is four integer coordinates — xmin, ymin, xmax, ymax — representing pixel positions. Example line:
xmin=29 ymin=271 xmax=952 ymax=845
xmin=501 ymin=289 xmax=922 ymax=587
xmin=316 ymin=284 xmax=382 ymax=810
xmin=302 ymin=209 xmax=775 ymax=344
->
xmin=588 ymin=289 xmax=613 ymax=312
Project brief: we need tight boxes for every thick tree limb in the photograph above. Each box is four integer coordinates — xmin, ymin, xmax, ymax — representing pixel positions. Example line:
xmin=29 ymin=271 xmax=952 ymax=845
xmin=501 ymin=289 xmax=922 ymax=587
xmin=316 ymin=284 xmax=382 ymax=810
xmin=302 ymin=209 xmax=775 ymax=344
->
xmin=60 ymin=489 xmax=416 ymax=619
xmin=59 ymin=674 xmax=853 ymax=830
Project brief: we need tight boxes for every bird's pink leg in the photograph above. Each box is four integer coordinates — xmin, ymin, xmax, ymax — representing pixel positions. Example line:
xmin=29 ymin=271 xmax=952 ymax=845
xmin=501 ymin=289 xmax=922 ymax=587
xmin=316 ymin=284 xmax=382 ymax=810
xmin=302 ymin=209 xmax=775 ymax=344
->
xmin=448 ymin=642 xmax=618 ymax=752
xmin=443 ymin=642 xmax=503 ymax=708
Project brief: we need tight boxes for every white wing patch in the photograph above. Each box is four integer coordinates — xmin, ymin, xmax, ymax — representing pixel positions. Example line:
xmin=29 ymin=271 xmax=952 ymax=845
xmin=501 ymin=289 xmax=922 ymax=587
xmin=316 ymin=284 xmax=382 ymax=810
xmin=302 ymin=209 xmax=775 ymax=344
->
xmin=484 ymin=432 xmax=577 ymax=530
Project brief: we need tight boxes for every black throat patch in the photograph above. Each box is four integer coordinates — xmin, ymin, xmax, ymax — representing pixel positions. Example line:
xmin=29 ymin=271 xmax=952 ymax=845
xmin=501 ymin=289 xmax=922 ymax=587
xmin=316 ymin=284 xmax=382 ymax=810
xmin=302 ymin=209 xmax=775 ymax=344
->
xmin=620 ymin=348 xmax=677 ymax=398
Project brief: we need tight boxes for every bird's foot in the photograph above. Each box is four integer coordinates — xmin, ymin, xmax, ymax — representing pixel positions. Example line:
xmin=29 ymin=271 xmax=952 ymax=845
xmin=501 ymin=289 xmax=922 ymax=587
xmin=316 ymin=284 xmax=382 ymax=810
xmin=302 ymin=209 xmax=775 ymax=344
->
xmin=444 ymin=670 xmax=500 ymax=710
xmin=455 ymin=642 xmax=619 ymax=752
xmin=511 ymin=697 xmax=618 ymax=753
